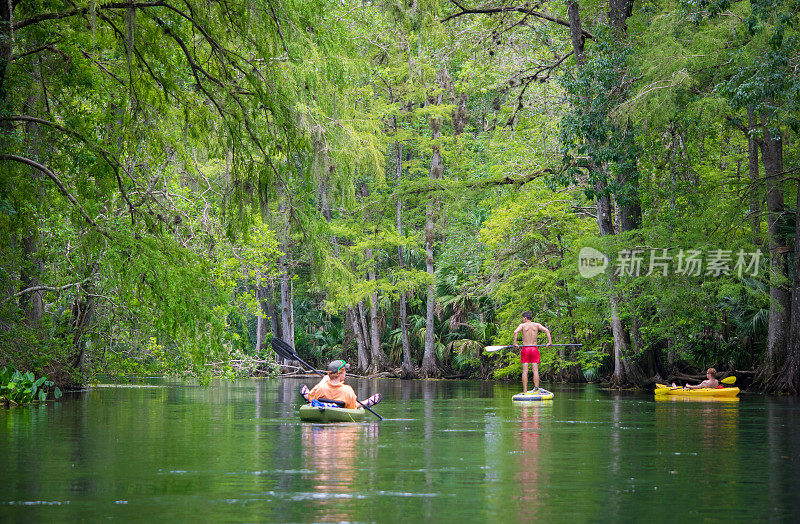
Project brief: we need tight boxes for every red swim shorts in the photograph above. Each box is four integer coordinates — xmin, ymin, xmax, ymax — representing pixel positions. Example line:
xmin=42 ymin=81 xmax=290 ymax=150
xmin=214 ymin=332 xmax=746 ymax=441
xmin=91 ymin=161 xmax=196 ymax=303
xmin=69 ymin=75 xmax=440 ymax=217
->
xmin=520 ymin=346 xmax=540 ymax=364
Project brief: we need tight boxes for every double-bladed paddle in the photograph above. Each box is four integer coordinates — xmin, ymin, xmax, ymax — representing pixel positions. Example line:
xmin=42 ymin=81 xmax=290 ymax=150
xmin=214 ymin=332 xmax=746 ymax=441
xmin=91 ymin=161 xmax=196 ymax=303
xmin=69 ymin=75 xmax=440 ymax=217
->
xmin=654 ymin=375 xmax=737 ymax=394
xmin=484 ymin=343 xmax=583 ymax=353
xmin=270 ymin=337 xmax=383 ymax=421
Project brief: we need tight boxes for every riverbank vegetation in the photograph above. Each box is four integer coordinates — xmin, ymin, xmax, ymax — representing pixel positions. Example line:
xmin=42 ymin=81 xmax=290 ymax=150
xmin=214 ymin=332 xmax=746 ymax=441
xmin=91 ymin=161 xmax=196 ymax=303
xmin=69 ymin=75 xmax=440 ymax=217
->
xmin=1 ymin=366 xmax=62 ymax=404
xmin=1 ymin=0 xmax=798 ymax=392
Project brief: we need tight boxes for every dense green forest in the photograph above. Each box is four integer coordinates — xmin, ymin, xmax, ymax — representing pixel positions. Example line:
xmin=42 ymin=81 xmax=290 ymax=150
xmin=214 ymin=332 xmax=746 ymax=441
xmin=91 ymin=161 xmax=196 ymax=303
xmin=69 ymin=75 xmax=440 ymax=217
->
xmin=1 ymin=0 xmax=798 ymax=392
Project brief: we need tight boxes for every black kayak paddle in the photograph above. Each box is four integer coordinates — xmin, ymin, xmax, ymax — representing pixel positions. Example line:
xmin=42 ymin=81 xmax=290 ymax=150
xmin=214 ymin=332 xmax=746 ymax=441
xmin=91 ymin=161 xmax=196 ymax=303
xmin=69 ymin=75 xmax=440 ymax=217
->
xmin=270 ymin=337 xmax=383 ymax=421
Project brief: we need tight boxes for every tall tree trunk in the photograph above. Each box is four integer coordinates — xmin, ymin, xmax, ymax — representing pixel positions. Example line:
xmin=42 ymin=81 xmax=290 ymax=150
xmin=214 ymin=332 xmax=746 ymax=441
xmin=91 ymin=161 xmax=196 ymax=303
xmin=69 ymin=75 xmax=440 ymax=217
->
xmin=357 ymin=300 xmax=372 ymax=371
xmin=274 ymin=179 xmax=294 ymax=362
xmin=615 ymin=179 xmax=646 ymax=385
xmin=567 ymin=1 xmax=586 ymax=66
xmin=609 ymin=290 xmax=630 ymax=386
xmin=607 ymin=0 xmax=633 ymax=32
xmin=667 ymin=338 xmax=675 ymax=370
xmin=398 ymin=291 xmax=414 ymax=375
xmin=609 ymin=0 xmax=647 ymax=386
xmin=422 ymin=192 xmax=439 ymax=377
xmin=760 ymin=115 xmax=790 ymax=377
xmin=568 ymin=2 xmax=631 ymax=385
xmin=71 ymin=264 xmax=97 ymax=371
xmin=255 ymin=281 xmax=277 ymax=353
xmin=388 ymin=91 xmax=415 ymax=378
xmin=255 ymin=284 xmax=265 ymax=353
xmin=421 ymin=69 xmax=448 ymax=378
xmin=0 ymin=0 xmax=14 ymax=114
xmin=596 ymin=187 xmax=614 ymax=236
xmin=616 ymin=166 xmax=641 ymax=232
xmin=348 ymin=306 xmax=370 ymax=372
xmin=18 ymin=56 xmax=44 ymax=327
xmin=366 ymin=248 xmax=387 ymax=371
xmin=266 ymin=282 xmax=280 ymax=340
xmin=557 ymin=342 xmax=567 ymax=381
xmin=769 ymin=186 xmax=800 ymax=393
xmin=422 ymin=249 xmax=438 ymax=378
xmin=19 ymin=230 xmax=43 ymax=326
xmin=597 ymin=180 xmax=630 ymax=386
xmin=615 ymin=205 xmax=647 ymax=385
xmin=279 ymin=251 xmax=294 ymax=356
xmin=368 ymin=293 xmax=384 ymax=372
xmin=394 ymin=142 xmax=415 ymax=377
xmin=18 ymin=235 xmax=41 ymax=315
xmin=747 ymin=107 xmax=762 ymax=246
xmin=289 ymin=277 xmax=295 ymax=344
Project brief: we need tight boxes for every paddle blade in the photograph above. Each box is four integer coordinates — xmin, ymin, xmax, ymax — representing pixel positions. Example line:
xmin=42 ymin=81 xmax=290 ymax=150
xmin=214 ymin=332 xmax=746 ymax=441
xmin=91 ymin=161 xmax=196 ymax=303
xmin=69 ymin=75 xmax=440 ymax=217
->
xmin=271 ymin=337 xmax=327 ymax=378
xmin=721 ymin=375 xmax=736 ymax=385
xmin=484 ymin=345 xmax=511 ymax=353
xmin=270 ymin=337 xmax=297 ymax=361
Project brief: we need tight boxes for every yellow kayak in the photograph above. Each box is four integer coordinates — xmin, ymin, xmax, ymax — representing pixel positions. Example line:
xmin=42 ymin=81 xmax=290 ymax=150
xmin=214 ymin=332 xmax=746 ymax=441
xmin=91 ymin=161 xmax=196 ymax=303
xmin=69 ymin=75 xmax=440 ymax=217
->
xmin=655 ymin=395 xmax=739 ymax=402
xmin=654 ymin=384 xmax=740 ymax=397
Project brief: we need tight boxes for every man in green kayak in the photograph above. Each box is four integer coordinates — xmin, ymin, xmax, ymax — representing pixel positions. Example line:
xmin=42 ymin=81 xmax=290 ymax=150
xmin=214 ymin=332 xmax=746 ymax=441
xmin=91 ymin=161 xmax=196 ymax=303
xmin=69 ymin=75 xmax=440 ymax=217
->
xmin=299 ymin=360 xmax=381 ymax=409
xmin=512 ymin=311 xmax=552 ymax=394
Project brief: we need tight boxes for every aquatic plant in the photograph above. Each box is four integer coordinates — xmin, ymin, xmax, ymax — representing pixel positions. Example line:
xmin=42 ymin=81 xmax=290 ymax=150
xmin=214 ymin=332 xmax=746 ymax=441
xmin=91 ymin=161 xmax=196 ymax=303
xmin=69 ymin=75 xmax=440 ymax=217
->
xmin=0 ymin=367 xmax=62 ymax=406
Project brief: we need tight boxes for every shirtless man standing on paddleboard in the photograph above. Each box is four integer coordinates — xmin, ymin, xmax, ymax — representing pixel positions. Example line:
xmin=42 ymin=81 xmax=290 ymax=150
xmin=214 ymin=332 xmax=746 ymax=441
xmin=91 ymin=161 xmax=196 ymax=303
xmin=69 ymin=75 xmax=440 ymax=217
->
xmin=512 ymin=311 xmax=552 ymax=394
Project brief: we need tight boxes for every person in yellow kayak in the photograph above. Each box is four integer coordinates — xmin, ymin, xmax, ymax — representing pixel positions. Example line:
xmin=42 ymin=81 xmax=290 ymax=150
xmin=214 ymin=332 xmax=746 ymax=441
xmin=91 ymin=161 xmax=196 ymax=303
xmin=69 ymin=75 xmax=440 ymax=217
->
xmin=512 ymin=311 xmax=552 ymax=394
xmin=673 ymin=368 xmax=720 ymax=389
xmin=299 ymin=360 xmax=381 ymax=409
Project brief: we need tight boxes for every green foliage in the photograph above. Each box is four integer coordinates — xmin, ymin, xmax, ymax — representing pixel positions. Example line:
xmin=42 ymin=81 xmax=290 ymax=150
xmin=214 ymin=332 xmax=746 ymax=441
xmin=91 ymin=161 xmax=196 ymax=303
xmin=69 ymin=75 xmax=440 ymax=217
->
xmin=0 ymin=367 xmax=62 ymax=405
xmin=558 ymin=33 xmax=640 ymax=198
xmin=579 ymin=350 xmax=606 ymax=382
xmin=492 ymin=347 xmax=558 ymax=381
xmin=492 ymin=360 xmax=522 ymax=381
xmin=1 ymin=0 xmax=796 ymax=386
xmin=479 ymin=184 xmax=597 ymax=362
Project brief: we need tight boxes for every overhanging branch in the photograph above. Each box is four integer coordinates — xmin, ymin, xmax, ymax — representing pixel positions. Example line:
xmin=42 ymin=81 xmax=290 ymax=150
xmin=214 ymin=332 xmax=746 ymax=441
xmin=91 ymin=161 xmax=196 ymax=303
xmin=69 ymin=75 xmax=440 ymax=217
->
xmin=1 ymin=115 xmax=141 ymax=219
xmin=395 ymin=167 xmax=559 ymax=198
xmin=0 ymin=154 xmax=111 ymax=239
xmin=10 ymin=277 xmax=93 ymax=300
xmin=443 ymin=1 xmax=596 ymax=39
xmin=13 ymin=1 xmax=167 ymax=30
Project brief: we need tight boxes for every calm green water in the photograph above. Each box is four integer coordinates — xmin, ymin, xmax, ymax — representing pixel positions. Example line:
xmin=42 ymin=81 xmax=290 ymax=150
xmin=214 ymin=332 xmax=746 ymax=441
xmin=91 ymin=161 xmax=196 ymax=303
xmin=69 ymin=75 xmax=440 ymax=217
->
xmin=1 ymin=378 xmax=798 ymax=522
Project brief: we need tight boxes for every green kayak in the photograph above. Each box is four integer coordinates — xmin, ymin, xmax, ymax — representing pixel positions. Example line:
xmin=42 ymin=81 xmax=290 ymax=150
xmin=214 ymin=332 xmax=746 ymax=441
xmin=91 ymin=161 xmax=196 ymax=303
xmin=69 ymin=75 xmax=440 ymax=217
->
xmin=299 ymin=404 xmax=365 ymax=422
xmin=512 ymin=388 xmax=555 ymax=401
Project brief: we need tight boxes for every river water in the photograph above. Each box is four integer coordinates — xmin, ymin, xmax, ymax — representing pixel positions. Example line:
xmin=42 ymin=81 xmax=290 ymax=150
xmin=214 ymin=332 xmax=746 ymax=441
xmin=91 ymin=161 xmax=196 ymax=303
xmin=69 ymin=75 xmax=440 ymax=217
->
xmin=1 ymin=378 xmax=798 ymax=522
